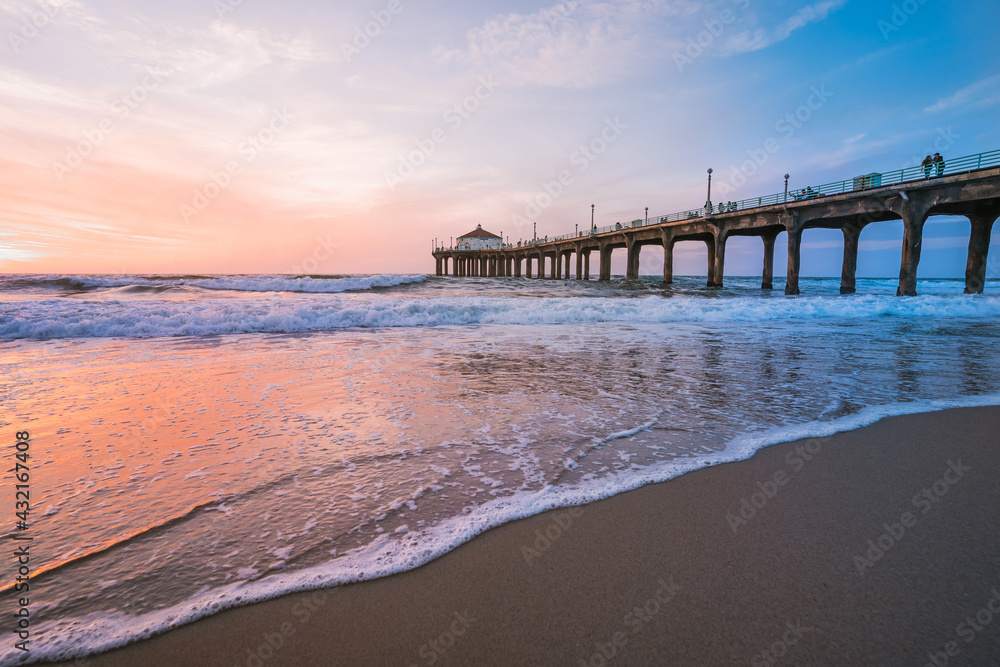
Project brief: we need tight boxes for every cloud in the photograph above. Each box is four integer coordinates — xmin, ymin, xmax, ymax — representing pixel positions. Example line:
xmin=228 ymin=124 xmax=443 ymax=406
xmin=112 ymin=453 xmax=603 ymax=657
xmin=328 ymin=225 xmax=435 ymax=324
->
xmin=438 ymin=0 xmax=698 ymax=88
xmin=924 ymin=74 xmax=1000 ymax=114
xmin=722 ymin=0 xmax=848 ymax=55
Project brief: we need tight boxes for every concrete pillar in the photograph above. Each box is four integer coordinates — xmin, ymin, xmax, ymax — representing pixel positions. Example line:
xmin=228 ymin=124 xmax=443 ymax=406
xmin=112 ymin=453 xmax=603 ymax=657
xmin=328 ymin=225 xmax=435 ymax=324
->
xmin=710 ymin=232 xmax=727 ymax=288
xmin=840 ymin=224 xmax=861 ymax=294
xmin=897 ymin=204 xmax=932 ymax=296
xmin=576 ymin=248 xmax=583 ymax=279
xmin=555 ymin=252 xmax=562 ymax=279
xmin=524 ymin=256 xmax=531 ymax=279
xmin=537 ymin=252 xmax=545 ymax=279
xmin=565 ymin=252 xmax=572 ymax=279
xmin=705 ymin=239 xmax=717 ymax=287
xmin=662 ymin=232 xmax=673 ymax=284
xmin=759 ymin=233 xmax=776 ymax=289
xmin=965 ymin=212 xmax=997 ymax=294
xmin=599 ymin=244 xmax=612 ymax=281
xmin=786 ymin=226 xmax=802 ymax=295
xmin=584 ymin=251 xmax=591 ymax=280
xmin=626 ymin=239 xmax=640 ymax=281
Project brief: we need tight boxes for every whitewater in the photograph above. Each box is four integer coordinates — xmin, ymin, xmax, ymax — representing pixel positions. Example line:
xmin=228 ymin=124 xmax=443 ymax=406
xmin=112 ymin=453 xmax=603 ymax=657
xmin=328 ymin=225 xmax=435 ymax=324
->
xmin=1 ymin=272 xmax=999 ymax=664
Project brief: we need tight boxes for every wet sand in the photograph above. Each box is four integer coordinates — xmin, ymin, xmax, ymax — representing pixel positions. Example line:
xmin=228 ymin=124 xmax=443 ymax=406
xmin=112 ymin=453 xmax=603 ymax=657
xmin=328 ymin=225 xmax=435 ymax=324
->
xmin=49 ymin=406 xmax=1000 ymax=666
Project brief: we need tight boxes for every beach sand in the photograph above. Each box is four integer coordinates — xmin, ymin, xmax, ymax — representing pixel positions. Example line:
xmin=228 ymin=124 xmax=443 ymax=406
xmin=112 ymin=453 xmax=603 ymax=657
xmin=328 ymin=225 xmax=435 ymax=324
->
xmin=48 ymin=406 xmax=1000 ymax=666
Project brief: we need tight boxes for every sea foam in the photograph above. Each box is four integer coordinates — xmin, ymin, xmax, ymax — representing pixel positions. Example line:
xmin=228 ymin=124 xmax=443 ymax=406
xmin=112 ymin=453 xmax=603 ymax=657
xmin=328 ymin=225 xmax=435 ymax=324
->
xmin=2 ymin=293 xmax=999 ymax=339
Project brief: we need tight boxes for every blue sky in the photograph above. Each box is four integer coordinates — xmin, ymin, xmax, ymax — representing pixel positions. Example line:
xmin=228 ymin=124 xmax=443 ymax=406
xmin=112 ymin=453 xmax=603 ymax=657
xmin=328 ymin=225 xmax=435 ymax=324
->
xmin=1 ymin=0 xmax=998 ymax=276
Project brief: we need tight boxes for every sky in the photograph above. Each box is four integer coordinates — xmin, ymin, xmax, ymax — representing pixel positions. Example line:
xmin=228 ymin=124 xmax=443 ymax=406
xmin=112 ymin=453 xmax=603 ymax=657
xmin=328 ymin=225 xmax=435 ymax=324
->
xmin=1 ymin=0 xmax=998 ymax=277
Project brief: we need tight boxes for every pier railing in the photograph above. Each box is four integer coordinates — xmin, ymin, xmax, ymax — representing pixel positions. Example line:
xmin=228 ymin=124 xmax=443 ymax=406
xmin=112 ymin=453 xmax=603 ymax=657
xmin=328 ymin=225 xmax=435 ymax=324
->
xmin=542 ymin=148 xmax=1000 ymax=242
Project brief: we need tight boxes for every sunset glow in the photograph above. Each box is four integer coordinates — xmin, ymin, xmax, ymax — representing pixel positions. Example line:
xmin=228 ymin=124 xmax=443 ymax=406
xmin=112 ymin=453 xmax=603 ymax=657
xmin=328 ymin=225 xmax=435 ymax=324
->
xmin=2 ymin=0 xmax=998 ymax=275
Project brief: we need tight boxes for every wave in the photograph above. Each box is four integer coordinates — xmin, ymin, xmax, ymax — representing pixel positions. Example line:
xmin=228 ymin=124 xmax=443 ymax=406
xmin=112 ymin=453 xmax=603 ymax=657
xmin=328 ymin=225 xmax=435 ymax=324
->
xmin=9 ymin=394 xmax=1000 ymax=665
xmin=0 ymin=274 xmax=427 ymax=295
xmin=2 ymin=293 xmax=999 ymax=340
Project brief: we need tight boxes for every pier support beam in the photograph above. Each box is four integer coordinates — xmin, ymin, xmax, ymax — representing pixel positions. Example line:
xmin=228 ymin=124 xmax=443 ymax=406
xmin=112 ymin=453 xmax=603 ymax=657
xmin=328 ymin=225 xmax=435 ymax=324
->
xmin=662 ymin=231 xmax=674 ymax=285
xmin=965 ymin=210 xmax=998 ymax=294
xmin=710 ymin=232 xmax=727 ymax=288
xmin=514 ymin=257 xmax=522 ymax=278
xmin=761 ymin=233 xmax=777 ymax=290
xmin=705 ymin=239 xmax=717 ymax=287
xmin=584 ymin=251 xmax=591 ymax=280
xmin=576 ymin=248 xmax=583 ymax=280
xmin=599 ymin=244 xmax=612 ymax=281
xmin=536 ymin=252 xmax=544 ymax=279
xmin=840 ymin=224 xmax=862 ymax=294
xmin=896 ymin=199 xmax=933 ymax=296
xmin=785 ymin=226 xmax=802 ymax=295
xmin=565 ymin=252 xmax=573 ymax=280
xmin=626 ymin=239 xmax=640 ymax=281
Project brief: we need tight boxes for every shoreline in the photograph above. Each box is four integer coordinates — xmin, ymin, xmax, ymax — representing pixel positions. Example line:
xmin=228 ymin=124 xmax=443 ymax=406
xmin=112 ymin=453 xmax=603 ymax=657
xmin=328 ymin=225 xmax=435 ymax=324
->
xmin=44 ymin=406 xmax=1000 ymax=666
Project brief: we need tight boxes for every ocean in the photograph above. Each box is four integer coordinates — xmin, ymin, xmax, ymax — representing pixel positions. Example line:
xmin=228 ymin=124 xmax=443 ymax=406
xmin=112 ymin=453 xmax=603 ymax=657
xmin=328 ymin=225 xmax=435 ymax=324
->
xmin=2 ymin=273 xmax=1000 ymax=664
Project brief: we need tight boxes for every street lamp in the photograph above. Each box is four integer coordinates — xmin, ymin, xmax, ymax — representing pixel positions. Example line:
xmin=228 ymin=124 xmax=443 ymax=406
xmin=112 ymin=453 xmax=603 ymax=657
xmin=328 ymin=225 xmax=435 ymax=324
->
xmin=533 ymin=222 xmax=537 ymax=243
xmin=591 ymin=204 xmax=595 ymax=233
xmin=645 ymin=207 xmax=648 ymax=226
xmin=575 ymin=223 xmax=578 ymax=236
xmin=706 ymin=168 xmax=713 ymax=214
xmin=784 ymin=174 xmax=790 ymax=203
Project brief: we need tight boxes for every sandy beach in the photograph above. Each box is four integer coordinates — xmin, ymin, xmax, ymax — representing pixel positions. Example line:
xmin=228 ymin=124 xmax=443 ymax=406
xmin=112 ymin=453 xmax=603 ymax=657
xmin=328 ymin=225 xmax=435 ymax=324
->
xmin=40 ymin=405 xmax=1000 ymax=666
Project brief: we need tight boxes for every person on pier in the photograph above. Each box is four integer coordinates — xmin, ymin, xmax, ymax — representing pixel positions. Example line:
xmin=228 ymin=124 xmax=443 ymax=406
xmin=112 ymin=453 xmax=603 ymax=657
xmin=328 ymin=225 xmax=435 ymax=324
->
xmin=921 ymin=155 xmax=933 ymax=178
xmin=933 ymin=153 xmax=945 ymax=176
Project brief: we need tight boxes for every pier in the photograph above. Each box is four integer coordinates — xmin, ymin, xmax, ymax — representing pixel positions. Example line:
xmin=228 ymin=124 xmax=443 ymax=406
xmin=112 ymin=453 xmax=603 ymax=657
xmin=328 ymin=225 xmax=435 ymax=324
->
xmin=432 ymin=149 xmax=1000 ymax=295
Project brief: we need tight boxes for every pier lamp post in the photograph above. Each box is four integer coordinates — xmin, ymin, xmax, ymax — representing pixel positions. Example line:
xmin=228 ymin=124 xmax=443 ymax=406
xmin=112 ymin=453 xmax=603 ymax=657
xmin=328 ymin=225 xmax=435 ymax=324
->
xmin=591 ymin=204 xmax=595 ymax=233
xmin=645 ymin=207 xmax=648 ymax=226
xmin=784 ymin=174 xmax=790 ymax=203
xmin=705 ymin=169 xmax=713 ymax=213
xmin=533 ymin=222 xmax=537 ymax=243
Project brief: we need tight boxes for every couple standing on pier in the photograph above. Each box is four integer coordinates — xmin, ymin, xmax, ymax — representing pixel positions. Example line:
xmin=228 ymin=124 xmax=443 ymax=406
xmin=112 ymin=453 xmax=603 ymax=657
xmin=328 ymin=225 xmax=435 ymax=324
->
xmin=921 ymin=153 xmax=945 ymax=177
